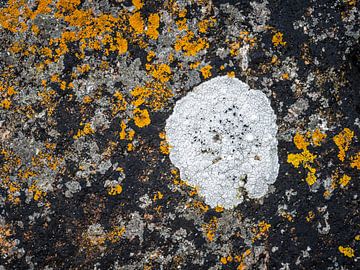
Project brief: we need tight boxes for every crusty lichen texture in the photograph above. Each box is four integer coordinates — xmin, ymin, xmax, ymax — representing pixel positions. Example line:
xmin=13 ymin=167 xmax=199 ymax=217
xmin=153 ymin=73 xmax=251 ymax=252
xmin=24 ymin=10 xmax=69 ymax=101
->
xmin=166 ymin=76 xmax=279 ymax=209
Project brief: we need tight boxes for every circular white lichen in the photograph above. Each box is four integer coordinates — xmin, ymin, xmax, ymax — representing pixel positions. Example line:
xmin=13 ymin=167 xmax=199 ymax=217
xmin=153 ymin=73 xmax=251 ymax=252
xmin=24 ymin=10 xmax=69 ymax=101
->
xmin=165 ymin=76 xmax=279 ymax=209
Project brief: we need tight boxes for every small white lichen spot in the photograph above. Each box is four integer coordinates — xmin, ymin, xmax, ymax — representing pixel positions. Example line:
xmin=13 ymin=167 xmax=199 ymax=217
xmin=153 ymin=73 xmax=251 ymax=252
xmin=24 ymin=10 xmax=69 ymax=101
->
xmin=166 ymin=76 xmax=279 ymax=209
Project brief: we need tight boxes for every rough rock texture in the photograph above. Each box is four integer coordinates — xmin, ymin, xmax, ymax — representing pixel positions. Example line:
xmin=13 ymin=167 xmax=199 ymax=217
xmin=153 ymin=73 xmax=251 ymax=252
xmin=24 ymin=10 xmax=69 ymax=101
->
xmin=0 ymin=0 xmax=359 ymax=269
xmin=166 ymin=76 xmax=279 ymax=208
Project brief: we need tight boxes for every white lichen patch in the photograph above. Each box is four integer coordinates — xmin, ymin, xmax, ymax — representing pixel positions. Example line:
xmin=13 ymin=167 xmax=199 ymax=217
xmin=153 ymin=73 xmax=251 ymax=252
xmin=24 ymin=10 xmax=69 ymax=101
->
xmin=165 ymin=76 xmax=279 ymax=209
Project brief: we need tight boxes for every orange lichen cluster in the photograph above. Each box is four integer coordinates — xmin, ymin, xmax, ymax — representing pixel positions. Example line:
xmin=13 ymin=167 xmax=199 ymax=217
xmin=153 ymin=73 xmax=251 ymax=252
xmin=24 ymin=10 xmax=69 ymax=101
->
xmin=0 ymin=224 xmax=16 ymax=256
xmin=147 ymin=13 xmax=160 ymax=40
xmin=287 ymin=132 xmax=318 ymax=186
xmin=85 ymin=226 xmax=126 ymax=247
xmin=129 ymin=12 xmax=144 ymax=34
xmin=174 ymin=31 xmax=209 ymax=56
xmin=350 ymin=152 xmax=360 ymax=169
xmin=202 ymin=217 xmax=218 ymax=241
xmin=200 ymin=65 xmax=212 ymax=79
xmin=197 ymin=17 xmax=216 ymax=33
xmin=130 ymin=83 xmax=173 ymax=111
xmin=333 ymin=128 xmax=354 ymax=161
xmin=0 ymin=143 xmax=62 ymax=204
xmin=306 ymin=211 xmax=315 ymax=222
xmin=153 ymin=191 xmax=164 ymax=202
xmin=220 ymin=249 xmax=251 ymax=270
xmin=252 ymin=221 xmax=271 ymax=242
xmin=119 ymin=121 xmax=135 ymax=141
xmin=228 ymin=31 xmax=257 ymax=57
xmin=148 ymin=63 xmax=172 ymax=83
xmin=107 ymin=184 xmax=123 ymax=196
xmin=28 ymin=181 xmax=47 ymax=201
xmin=272 ymin=32 xmax=287 ymax=47
xmin=133 ymin=108 xmax=151 ymax=128
xmin=159 ymin=132 xmax=170 ymax=155
xmin=0 ymin=83 xmax=16 ymax=109
xmin=73 ymin=122 xmax=94 ymax=139
xmin=187 ymin=200 xmax=209 ymax=213
xmin=338 ymin=246 xmax=355 ymax=258
xmin=112 ymin=91 xmax=128 ymax=116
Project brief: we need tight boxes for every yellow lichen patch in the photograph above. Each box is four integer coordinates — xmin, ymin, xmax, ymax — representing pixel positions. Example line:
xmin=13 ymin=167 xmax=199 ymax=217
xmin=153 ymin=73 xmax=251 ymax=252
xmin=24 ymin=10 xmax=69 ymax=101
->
xmin=28 ymin=182 xmax=46 ymax=201
xmin=0 ymin=99 xmax=11 ymax=109
xmin=252 ymin=221 xmax=271 ymax=242
xmin=133 ymin=108 xmax=151 ymax=128
xmin=129 ymin=12 xmax=144 ymax=34
xmin=108 ymin=184 xmax=122 ymax=196
xmin=287 ymin=132 xmax=318 ymax=186
xmin=339 ymin=174 xmax=351 ymax=187
xmin=132 ymin=0 xmax=143 ymax=10
xmin=150 ymin=63 xmax=172 ymax=83
xmin=188 ymin=200 xmax=209 ymax=213
xmin=311 ymin=129 xmax=327 ymax=146
xmin=153 ymin=191 xmax=163 ymax=202
xmin=338 ymin=246 xmax=355 ymax=258
xmin=0 ymin=224 xmax=16 ymax=256
xmin=130 ymin=83 xmax=173 ymax=111
xmin=119 ymin=121 xmax=135 ymax=141
xmin=281 ymin=73 xmax=289 ymax=80
xmin=333 ymin=128 xmax=354 ymax=161
xmin=306 ymin=211 xmax=315 ymax=222
xmin=146 ymin=13 xmax=160 ymax=40
xmin=202 ymin=217 xmax=218 ymax=241
xmin=215 ymin=205 xmax=224 ymax=213
xmin=200 ymin=65 xmax=212 ymax=79
xmin=115 ymin=33 xmax=128 ymax=54
xmin=294 ymin=132 xmax=309 ymax=150
xmin=197 ymin=17 xmax=216 ymax=33
xmin=146 ymin=50 xmax=156 ymax=62
xmin=227 ymin=71 xmax=235 ymax=78
xmin=159 ymin=131 xmax=170 ymax=154
xmin=73 ymin=123 xmax=94 ymax=139
xmin=112 ymin=91 xmax=128 ymax=115
xmin=174 ymin=31 xmax=209 ymax=56
xmin=350 ymin=152 xmax=360 ymax=170
xmin=355 ymin=235 xmax=360 ymax=241
xmin=272 ymin=32 xmax=287 ymax=47
xmin=107 ymin=226 xmax=126 ymax=243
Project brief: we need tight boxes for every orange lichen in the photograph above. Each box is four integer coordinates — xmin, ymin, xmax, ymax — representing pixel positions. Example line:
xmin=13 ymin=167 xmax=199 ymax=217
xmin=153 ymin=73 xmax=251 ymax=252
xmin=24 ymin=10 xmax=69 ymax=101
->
xmin=28 ymin=182 xmax=46 ymax=201
xmin=200 ymin=65 xmax=212 ymax=79
xmin=147 ymin=13 xmax=160 ymax=40
xmin=202 ymin=217 xmax=218 ymax=241
xmin=130 ymin=83 xmax=173 ymax=111
xmin=174 ymin=31 xmax=209 ymax=56
xmin=306 ymin=211 xmax=315 ymax=222
xmin=339 ymin=246 xmax=355 ymax=258
xmin=112 ymin=91 xmax=128 ymax=115
xmin=333 ymin=128 xmax=354 ymax=161
xmin=197 ymin=17 xmax=216 ymax=33
xmin=252 ymin=221 xmax=271 ymax=242
xmin=311 ymin=129 xmax=327 ymax=146
xmin=108 ymin=184 xmax=122 ymax=196
xmin=150 ymin=63 xmax=172 ymax=83
xmin=287 ymin=132 xmax=318 ymax=186
xmin=132 ymin=0 xmax=143 ymax=10
xmin=153 ymin=191 xmax=163 ymax=201
xmin=272 ymin=32 xmax=287 ymax=46
xmin=133 ymin=108 xmax=151 ymax=128
xmin=107 ymin=226 xmax=126 ymax=243
xmin=339 ymin=174 xmax=351 ymax=187
xmin=73 ymin=123 xmax=94 ymax=139
xmin=350 ymin=152 xmax=360 ymax=170
xmin=215 ymin=205 xmax=224 ymax=212
xmin=0 ymin=224 xmax=16 ymax=256
xmin=129 ymin=12 xmax=144 ymax=34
